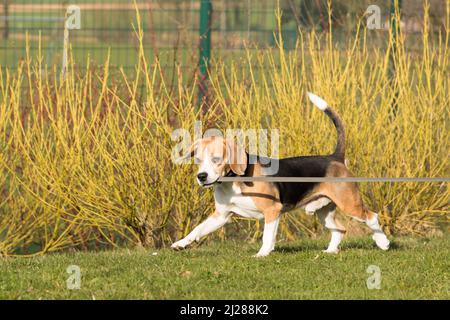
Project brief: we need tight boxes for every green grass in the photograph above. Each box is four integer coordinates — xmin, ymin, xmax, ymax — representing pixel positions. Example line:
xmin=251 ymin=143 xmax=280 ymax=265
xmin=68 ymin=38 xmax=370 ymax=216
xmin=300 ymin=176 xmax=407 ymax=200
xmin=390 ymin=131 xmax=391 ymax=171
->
xmin=0 ymin=236 xmax=449 ymax=299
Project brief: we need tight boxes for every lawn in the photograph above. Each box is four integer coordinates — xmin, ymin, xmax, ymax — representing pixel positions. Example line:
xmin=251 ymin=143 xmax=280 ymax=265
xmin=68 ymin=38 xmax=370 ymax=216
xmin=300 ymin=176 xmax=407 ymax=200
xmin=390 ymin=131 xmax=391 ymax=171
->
xmin=0 ymin=236 xmax=448 ymax=300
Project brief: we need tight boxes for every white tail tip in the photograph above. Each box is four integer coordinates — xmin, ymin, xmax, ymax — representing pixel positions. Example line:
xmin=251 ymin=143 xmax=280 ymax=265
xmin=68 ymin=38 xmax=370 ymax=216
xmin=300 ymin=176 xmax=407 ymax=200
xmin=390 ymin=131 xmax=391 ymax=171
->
xmin=307 ymin=92 xmax=328 ymax=111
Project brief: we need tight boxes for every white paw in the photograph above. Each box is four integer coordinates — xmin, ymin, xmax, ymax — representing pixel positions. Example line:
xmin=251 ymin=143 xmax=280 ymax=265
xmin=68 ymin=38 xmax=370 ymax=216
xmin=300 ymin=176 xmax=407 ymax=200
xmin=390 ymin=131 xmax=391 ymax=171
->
xmin=373 ymin=234 xmax=390 ymax=251
xmin=253 ymin=249 xmax=272 ymax=258
xmin=171 ymin=238 xmax=191 ymax=250
xmin=323 ymin=248 xmax=339 ymax=254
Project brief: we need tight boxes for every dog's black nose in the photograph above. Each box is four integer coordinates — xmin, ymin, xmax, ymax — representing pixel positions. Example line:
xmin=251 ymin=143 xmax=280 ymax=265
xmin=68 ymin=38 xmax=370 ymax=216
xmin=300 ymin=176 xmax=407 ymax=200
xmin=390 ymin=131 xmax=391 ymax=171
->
xmin=197 ymin=172 xmax=208 ymax=182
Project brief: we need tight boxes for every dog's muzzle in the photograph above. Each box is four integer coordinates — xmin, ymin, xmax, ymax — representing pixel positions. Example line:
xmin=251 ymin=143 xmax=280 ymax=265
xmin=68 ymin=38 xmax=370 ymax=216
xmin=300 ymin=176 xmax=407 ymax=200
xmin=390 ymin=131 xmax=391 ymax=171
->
xmin=197 ymin=172 xmax=220 ymax=187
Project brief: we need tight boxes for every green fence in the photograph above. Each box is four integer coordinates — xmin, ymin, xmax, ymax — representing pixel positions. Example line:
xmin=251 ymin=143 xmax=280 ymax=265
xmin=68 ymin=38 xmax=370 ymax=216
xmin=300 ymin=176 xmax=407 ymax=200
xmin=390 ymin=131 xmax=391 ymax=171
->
xmin=0 ymin=1 xmax=446 ymax=78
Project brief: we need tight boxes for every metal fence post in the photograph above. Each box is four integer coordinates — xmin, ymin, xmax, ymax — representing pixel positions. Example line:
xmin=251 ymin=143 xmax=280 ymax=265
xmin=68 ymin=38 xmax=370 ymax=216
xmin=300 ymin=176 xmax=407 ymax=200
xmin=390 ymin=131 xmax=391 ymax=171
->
xmin=390 ymin=0 xmax=402 ymax=60
xmin=198 ymin=0 xmax=212 ymax=108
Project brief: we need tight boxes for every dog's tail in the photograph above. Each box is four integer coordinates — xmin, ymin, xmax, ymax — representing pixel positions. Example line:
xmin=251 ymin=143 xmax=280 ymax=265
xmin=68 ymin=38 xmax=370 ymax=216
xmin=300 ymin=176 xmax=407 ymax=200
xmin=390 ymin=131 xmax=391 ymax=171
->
xmin=307 ymin=92 xmax=345 ymax=162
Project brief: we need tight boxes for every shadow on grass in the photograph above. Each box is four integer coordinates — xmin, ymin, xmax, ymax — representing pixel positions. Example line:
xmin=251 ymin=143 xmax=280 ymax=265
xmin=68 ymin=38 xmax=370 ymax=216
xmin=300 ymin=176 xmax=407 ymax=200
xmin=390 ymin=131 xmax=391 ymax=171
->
xmin=341 ymin=239 xmax=403 ymax=251
xmin=274 ymin=238 xmax=405 ymax=254
xmin=274 ymin=241 xmax=325 ymax=253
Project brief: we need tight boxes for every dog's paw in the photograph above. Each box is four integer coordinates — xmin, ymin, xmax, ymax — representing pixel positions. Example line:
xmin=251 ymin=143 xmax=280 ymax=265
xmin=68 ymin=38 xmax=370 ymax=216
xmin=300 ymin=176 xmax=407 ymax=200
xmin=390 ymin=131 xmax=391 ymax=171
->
xmin=373 ymin=234 xmax=390 ymax=251
xmin=171 ymin=238 xmax=191 ymax=250
xmin=323 ymin=248 xmax=339 ymax=254
xmin=253 ymin=249 xmax=272 ymax=258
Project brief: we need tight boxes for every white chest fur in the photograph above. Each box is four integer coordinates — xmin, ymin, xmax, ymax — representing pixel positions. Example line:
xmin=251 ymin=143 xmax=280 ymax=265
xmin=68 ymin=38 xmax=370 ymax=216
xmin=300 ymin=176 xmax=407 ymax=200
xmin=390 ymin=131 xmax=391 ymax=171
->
xmin=214 ymin=183 xmax=264 ymax=220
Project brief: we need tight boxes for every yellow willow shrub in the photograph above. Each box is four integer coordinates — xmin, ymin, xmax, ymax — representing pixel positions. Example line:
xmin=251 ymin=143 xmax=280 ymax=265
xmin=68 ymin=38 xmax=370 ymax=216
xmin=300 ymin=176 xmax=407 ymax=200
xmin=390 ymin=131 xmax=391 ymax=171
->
xmin=0 ymin=51 xmax=217 ymax=255
xmin=0 ymin=4 xmax=448 ymax=256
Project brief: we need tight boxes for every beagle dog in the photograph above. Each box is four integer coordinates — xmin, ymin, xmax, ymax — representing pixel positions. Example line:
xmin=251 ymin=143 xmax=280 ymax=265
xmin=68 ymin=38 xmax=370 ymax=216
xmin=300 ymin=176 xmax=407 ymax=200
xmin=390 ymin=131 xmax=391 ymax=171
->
xmin=171 ymin=93 xmax=390 ymax=257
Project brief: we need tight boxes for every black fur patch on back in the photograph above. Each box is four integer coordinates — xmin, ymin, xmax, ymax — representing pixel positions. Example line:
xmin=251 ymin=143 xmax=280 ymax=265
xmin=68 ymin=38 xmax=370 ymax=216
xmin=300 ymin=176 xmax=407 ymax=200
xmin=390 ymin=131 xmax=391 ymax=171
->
xmin=253 ymin=155 xmax=340 ymax=207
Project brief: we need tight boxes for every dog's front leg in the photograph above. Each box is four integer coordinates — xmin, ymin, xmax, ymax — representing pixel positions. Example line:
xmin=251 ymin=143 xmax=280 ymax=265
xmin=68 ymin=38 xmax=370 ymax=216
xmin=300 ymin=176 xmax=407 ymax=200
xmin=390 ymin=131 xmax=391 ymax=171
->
xmin=171 ymin=211 xmax=231 ymax=250
xmin=254 ymin=212 xmax=281 ymax=257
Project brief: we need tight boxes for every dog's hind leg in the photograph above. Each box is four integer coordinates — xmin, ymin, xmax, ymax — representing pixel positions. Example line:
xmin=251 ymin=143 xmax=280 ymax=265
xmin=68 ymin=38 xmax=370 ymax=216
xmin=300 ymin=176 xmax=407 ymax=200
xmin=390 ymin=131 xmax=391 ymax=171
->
xmin=316 ymin=203 xmax=346 ymax=254
xmin=335 ymin=197 xmax=389 ymax=250
xmin=320 ymin=181 xmax=390 ymax=251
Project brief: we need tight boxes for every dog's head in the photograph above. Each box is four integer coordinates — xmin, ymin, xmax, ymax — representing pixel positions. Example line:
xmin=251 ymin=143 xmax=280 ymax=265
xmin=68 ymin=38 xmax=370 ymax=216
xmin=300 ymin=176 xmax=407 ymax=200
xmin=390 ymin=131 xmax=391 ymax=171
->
xmin=185 ymin=137 xmax=247 ymax=187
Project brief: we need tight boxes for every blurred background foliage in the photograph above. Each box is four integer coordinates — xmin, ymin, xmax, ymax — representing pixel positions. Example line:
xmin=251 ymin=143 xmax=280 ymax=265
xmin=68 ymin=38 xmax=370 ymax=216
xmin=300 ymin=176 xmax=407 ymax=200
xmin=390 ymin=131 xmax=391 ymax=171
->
xmin=0 ymin=1 xmax=448 ymax=76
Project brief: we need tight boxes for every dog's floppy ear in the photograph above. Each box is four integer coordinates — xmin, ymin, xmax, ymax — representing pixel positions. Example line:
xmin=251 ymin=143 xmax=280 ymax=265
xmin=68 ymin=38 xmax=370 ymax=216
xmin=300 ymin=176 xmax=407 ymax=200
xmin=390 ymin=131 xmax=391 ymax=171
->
xmin=225 ymin=139 xmax=247 ymax=175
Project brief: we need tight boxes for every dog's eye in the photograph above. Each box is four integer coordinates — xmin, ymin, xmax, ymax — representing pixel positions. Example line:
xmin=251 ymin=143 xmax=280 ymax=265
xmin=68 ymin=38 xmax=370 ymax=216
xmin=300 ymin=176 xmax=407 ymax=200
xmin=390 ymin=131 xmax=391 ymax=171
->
xmin=211 ymin=157 xmax=222 ymax=164
xmin=194 ymin=157 xmax=202 ymax=163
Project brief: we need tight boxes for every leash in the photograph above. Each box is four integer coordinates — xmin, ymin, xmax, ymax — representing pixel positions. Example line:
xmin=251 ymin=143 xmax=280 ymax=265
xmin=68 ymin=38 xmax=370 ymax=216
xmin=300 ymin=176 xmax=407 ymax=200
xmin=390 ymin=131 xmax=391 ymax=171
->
xmin=219 ymin=177 xmax=450 ymax=183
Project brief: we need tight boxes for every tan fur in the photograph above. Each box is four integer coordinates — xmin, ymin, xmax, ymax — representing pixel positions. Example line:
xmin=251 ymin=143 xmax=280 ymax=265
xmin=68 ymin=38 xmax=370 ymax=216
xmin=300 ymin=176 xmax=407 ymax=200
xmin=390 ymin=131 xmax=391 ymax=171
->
xmin=226 ymin=139 xmax=247 ymax=175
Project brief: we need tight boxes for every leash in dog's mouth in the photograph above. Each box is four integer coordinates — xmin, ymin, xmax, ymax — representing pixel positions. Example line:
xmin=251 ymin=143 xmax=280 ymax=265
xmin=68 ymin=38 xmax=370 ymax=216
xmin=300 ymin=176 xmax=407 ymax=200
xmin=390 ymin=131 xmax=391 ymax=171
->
xmin=200 ymin=178 xmax=220 ymax=187
xmin=201 ymin=169 xmax=237 ymax=187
